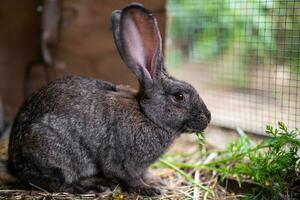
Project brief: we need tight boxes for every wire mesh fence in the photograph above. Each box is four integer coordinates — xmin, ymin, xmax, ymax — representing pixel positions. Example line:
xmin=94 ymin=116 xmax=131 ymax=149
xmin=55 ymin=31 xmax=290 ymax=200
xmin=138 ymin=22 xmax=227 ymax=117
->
xmin=166 ymin=0 xmax=300 ymax=134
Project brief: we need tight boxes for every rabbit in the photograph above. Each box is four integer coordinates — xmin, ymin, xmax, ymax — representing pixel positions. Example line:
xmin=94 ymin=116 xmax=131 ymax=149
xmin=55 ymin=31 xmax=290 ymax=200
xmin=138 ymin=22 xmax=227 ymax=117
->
xmin=8 ymin=3 xmax=211 ymax=196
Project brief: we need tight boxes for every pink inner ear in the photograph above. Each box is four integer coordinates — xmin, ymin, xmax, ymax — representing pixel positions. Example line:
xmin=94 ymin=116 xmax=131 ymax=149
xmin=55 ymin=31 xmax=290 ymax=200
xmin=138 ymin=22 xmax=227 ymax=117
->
xmin=124 ymin=17 xmax=146 ymax=69
xmin=123 ymin=15 xmax=153 ymax=79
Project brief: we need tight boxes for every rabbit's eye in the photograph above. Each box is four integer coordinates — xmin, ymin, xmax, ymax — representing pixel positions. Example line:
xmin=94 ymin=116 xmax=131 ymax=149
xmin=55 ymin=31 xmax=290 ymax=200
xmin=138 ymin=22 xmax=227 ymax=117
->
xmin=173 ymin=92 xmax=185 ymax=102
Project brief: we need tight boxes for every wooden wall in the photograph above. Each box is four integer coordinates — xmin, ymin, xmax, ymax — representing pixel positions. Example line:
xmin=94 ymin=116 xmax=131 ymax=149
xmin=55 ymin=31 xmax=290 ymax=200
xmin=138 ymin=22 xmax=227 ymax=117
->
xmin=0 ymin=1 xmax=39 ymax=119
xmin=0 ymin=0 xmax=166 ymax=119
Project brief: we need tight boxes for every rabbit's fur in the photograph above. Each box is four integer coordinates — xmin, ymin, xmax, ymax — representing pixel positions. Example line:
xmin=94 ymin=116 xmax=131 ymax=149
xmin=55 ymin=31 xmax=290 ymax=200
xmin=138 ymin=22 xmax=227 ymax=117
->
xmin=8 ymin=3 xmax=211 ymax=196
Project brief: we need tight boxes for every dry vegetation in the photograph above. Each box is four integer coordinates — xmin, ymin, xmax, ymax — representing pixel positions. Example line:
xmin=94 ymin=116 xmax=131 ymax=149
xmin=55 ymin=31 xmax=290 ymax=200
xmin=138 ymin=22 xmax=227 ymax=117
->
xmin=1 ymin=123 xmax=299 ymax=199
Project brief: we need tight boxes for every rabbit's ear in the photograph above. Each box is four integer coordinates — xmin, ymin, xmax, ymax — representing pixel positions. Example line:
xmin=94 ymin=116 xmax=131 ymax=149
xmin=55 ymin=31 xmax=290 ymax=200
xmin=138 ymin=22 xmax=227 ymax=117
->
xmin=112 ymin=10 xmax=123 ymax=56
xmin=112 ymin=3 xmax=162 ymax=83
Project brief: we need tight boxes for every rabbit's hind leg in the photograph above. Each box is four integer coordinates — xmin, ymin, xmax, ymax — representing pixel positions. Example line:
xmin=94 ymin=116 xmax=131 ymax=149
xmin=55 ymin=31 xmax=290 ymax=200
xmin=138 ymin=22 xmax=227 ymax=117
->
xmin=11 ymin=162 xmax=77 ymax=193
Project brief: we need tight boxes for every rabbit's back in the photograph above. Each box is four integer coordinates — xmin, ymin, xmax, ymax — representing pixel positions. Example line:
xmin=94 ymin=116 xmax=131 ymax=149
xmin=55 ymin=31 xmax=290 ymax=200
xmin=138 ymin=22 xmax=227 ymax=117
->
xmin=9 ymin=75 xmax=140 ymax=154
xmin=17 ymin=76 xmax=117 ymax=120
xmin=10 ymin=76 xmax=136 ymax=133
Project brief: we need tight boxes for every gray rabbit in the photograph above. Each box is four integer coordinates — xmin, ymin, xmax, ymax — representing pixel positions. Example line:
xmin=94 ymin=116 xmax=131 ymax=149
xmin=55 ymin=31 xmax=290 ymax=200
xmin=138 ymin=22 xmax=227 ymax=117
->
xmin=8 ymin=3 xmax=211 ymax=196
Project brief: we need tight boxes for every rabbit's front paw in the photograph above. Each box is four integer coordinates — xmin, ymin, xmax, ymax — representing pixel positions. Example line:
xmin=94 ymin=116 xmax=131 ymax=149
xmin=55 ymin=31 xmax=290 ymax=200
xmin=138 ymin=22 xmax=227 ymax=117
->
xmin=143 ymin=171 xmax=166 ymax=187
xmin=128 ymin=186 xmax=162 ymax=196
xmin=141 ymin=186 xmax=162 ymax=196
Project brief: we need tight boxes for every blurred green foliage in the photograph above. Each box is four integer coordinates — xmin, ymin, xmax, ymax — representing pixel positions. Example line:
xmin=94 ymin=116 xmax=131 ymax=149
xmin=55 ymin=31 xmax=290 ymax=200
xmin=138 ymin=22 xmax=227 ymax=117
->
xmin=167 ymin=0 xmax=300 ymax=75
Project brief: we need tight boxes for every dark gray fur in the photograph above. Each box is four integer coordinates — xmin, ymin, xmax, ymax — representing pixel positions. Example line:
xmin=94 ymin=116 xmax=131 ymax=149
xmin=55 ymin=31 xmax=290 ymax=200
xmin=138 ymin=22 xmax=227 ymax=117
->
xmin=8 ymin=3 xmax=211 ymax=196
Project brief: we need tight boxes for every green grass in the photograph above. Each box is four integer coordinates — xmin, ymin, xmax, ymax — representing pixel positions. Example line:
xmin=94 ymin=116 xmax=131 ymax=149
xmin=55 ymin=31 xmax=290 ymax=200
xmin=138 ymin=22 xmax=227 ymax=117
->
xmin=158 ymin=122 xmax=300 ymax=199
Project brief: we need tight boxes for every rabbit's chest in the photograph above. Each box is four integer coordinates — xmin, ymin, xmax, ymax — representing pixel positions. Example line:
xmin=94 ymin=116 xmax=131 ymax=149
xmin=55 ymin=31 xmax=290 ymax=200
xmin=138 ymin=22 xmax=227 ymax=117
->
xmin=115 ymin=120 xmax=175 ymax=162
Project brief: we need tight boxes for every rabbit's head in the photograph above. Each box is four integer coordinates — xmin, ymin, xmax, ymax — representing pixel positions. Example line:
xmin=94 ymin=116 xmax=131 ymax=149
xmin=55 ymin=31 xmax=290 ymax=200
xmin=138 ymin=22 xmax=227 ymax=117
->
xmin=112 ymin=3 xmax=211 ymax=133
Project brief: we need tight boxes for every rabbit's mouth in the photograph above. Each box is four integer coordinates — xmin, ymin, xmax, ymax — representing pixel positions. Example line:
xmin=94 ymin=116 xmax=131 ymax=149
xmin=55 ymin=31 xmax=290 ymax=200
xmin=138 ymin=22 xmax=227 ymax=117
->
xmin=182 ymin=113 xmax=210 ymax=133
xmin=184 ymin=126 xmax=207 ymax=133
xmin=182 ymin=122 xmax=209 ymax=133
xmin=184 ymin=127 xmax=201 ymax=133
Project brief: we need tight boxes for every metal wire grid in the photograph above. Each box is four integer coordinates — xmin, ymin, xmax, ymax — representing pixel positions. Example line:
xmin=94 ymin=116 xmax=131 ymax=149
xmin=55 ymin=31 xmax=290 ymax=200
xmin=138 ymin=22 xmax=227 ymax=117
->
xmin=167 ymin=0 xmax=300 ymax=134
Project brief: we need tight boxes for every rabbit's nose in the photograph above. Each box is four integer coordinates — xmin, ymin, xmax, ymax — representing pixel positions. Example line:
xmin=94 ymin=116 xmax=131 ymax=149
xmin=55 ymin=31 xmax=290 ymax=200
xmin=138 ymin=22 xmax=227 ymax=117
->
xmin=205 ymin=110 xmax=211 ymax=123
